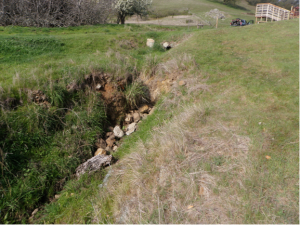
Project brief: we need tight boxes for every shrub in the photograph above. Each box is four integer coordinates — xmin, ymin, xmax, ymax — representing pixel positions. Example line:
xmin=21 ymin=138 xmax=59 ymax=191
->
xmin=0 ymin=0 xmax=114 ymax=27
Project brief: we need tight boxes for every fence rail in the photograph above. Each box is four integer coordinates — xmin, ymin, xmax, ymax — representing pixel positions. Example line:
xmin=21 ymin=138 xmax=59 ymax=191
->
xmin=255 ymin=3 xmax=290 ymax=23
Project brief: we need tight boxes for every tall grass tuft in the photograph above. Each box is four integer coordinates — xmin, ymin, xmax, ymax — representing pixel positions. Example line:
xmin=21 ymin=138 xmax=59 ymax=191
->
xmin=124 ymin=81 xmax=149 ymax=109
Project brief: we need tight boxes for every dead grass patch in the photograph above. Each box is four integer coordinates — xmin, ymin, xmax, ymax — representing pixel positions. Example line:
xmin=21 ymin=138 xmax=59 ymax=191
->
xmin=92 ymin=100 xmax=252 ymax=223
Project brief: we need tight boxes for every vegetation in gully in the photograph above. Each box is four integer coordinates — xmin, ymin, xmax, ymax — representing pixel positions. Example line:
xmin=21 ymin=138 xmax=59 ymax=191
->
xmin=0 ymin=0 xmax=298 ymax=224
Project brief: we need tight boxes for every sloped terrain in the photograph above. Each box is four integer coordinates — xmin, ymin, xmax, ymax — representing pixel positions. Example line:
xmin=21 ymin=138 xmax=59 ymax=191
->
xmin=0 ymin=0 xmax=298 ymax=223
xmin=38 ymin=20 xmax=298 ymax=223
xmin=127 ymin=0 xmax=256 ymax=27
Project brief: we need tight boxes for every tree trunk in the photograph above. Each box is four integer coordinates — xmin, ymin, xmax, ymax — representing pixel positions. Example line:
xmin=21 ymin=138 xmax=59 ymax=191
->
xmin=120 ymin=15 xmax=125 ymax=24
xmin=117 ymin=12 xmax=125 ymax=24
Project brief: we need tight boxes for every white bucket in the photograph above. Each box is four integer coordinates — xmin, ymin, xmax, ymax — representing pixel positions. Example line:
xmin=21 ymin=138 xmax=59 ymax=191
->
xmin=146 ymin=38 xmax=155 ymax=48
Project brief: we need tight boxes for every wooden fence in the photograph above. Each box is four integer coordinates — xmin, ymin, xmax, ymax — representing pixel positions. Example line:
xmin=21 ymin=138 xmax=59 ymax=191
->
xmin=255 ymin=3 xmax=290 ymax=23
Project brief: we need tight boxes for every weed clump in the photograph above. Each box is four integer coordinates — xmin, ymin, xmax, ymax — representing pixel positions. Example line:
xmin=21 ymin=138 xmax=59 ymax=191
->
xmin=124 ymin=81 xmax=149 ymax=109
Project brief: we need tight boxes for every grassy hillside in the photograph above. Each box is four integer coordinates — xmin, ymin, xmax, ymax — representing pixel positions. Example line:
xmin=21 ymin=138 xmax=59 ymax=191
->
xmin=149 ymin=0 xmax=256 ymax=26
xmin=35 ymin=19 xmax=299 ymax=223
xmin=0 ymin=25 xmax=190 ymax=91
xmin=0 ymin=24 xmax=193 ymax=223
xmin=0 ymin=0 xmax=298 ymax=223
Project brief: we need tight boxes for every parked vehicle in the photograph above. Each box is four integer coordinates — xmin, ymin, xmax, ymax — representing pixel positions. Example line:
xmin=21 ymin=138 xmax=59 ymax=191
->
xmin=230 ymin=18 xmax=254 ymax=26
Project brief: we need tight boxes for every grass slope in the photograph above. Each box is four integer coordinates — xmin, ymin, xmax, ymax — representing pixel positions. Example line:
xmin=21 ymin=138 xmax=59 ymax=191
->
xmin=0 ymin=0 xmax=298 ymax=223
xmin=149 ymin=0 xmax=256 ymax=26
xmin=0 ymin=25 xmax=189 ymax=92
xmin=37 ymin=20 xmax=298 ymax=223
xmin=0 ymin=24 xmax=195 ymax=223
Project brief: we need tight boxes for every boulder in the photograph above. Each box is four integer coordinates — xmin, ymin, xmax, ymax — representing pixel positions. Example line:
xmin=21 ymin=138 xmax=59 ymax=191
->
xmin=94 ymin=148 xmax=106 ymax=156
xmin=126 ymin=122 xmax=137 ymax=136
xmin=133 ymin=112 xmax=141 ymax=122
xmin=106 ymin=135 xmax=115 ymax=147
xmin=106 ymin=132 xmax=113 ymax=138
xmin=139 ymin=105 xmax=149 ymax=114
xmin=125 ymin=114 xmax=133 ymax=123
xmin=75 ymin=154 xmax=112 ymax=178
xmin=113 ymin=125 xmax=124 ymax=138
xmin=95 ymin=83 xmax=102 ymax=90
xmin=147 ymin=38 xmax=155 ymax=48
xmin=162 ymin=42 xmax=171 ymax=50
xmin=113 ymin=146 xmax=118 ymax=151
xmin=105 ymin=146 xmax=112 ymax=152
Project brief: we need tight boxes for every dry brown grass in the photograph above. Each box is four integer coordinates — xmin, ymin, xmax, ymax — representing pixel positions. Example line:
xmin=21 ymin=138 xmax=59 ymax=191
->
xmin=92 ymin=87 xmax=253 ymax=223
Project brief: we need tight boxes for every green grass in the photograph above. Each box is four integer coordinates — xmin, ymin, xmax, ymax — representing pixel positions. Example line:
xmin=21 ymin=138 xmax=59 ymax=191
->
xmin=35 ymin=96 xmax=179 ymax=223
xmin=150 ymin=0 xmax=256 ymax=26
xmin=0 ymin=0 xmax=298 ymax=223
xmin=0 ymin=23 xmax=196 ymax=223
xmin=170 ymin=19 xmax=299 ymax=223
xmin=38 ymin=19 xmax=298 ymax=223
xmin=0 ymin=24 xmax=190 ymax=91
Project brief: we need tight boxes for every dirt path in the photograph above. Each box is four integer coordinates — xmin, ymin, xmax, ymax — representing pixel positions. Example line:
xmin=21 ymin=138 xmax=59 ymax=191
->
xmin=126 ymin=15 xmax=209 ymax=26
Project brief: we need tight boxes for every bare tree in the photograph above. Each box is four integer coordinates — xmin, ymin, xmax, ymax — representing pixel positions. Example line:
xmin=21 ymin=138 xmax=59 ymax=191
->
xmin=0 ymin=0 xmax=115 ymax=27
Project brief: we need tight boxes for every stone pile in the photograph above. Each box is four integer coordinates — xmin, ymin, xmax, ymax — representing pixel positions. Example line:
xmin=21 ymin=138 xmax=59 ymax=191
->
xmin=93 ymin=104 xmax=153 ymax=157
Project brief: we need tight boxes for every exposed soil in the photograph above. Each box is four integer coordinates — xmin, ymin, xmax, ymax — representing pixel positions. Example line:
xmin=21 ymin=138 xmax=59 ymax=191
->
xmin=126 ymin=14 xmax=208 ymax=26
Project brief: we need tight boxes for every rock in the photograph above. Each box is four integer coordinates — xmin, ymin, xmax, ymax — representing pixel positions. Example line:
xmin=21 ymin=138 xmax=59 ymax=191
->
xmin=106 ymin=135 xmax=115 ymax=147
xmin=147 ymin=38 xmax=155 ymax=48
xmin=108 ymin=126 xmax=114 ymax=131
xmin=105 ymin=146 xmax=112 ymax=152
xmin=95 ymin=138 xmax=106 ymax=149
xmin=94 ymin=148 xmax=106 ymax=156
xmin=162 ymin=42 xmax=169 ymax=48
xmin=126 ymin=122 xmax=137 ymax=136
xmin=125 ymin=114 xmax=133 ymax=123
xmin=55 ymin=194 xmax=60 ymax=199
xmin=113 ymin=146 xmax=118 ymax=151
xmin=75 ymin=154 xmax=112 ymax=178
xmin=133 ymin=112 xmax=141 ymax=122
xmin=95 ymin=83 xmax=102 ymax=90
xmin=139 ymin=105 xmax=149 ymax=114
xmin=84 ymin=73 xmax=107 ymax=90
xmin=179 ymin=80 xmax=186 ymax=86
xmin=162 ymin=42 xmax=171 ymax=50
xmin=31 ymin=208 xmax=39 ymax=216
xmin=106 ymin=132 xmax=113 ymax=138
xmin=113 ymin=125 xmax=124 ymax=138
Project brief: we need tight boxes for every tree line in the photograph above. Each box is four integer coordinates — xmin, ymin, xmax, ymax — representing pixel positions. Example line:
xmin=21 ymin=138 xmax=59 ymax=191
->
xmin=0 ymin=0 xmax=152 ymax=27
